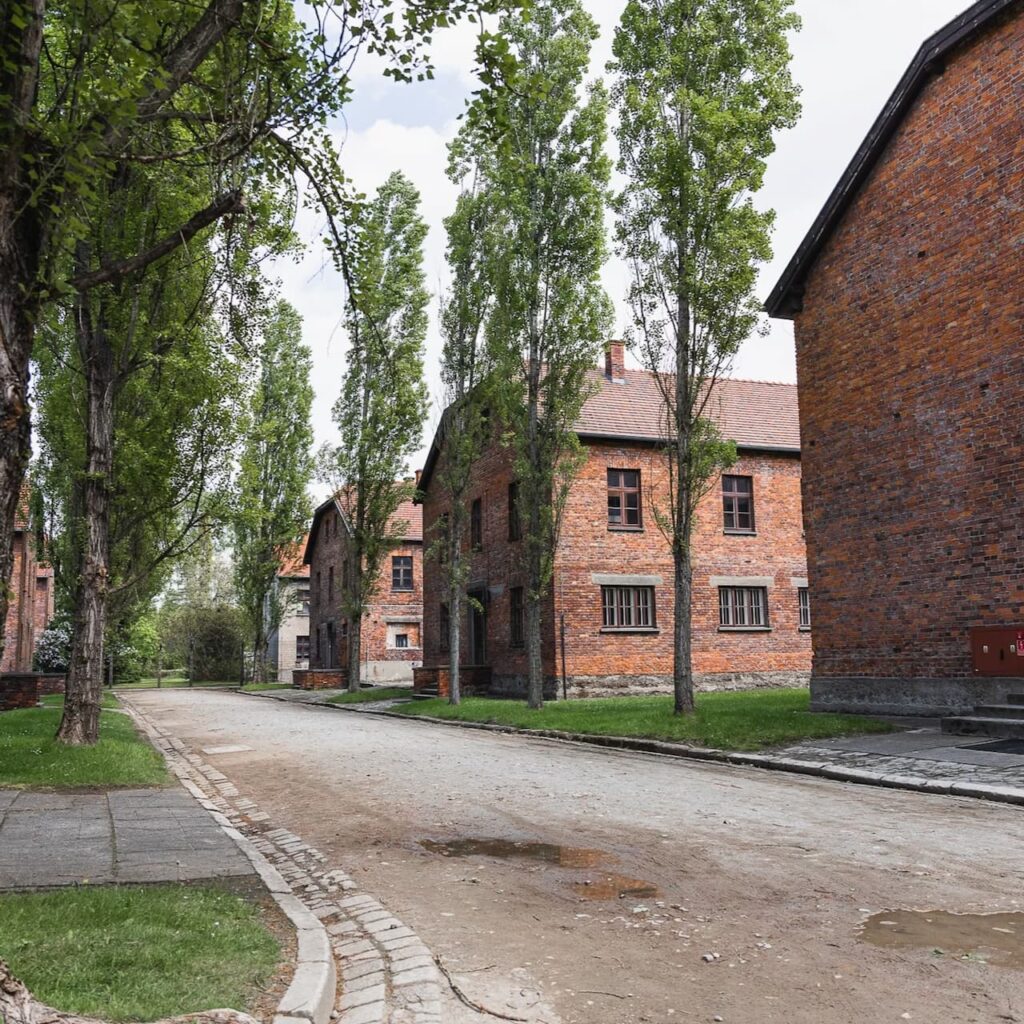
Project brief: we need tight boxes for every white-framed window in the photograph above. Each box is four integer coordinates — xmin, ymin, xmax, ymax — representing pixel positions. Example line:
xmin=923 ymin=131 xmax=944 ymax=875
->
xmin=387 ymin=622 xmax=420 ymax=649
xmin=601 ymin=586 xmax=655 ymax=629
xmin=798 ymin=587 xmax=811 ymax=629
xmin=719 ymin=586 xmax=768 ymax=629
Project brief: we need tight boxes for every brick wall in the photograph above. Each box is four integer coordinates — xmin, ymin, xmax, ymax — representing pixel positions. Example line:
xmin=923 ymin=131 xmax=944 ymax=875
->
xmin=293 ymin=668 xmax=346 ymax=691
xmin=792 ymin=9 xmax=1024 ymax=714
xmin=421 ymin=438 xmax=559 ymax=697
xmin=307 ymin=501 xmax=423 ymax=682
xmin=0 ymin=673 xmax=39 ymax=710
xmin=422 ymin=436 xmax=809 ymax=697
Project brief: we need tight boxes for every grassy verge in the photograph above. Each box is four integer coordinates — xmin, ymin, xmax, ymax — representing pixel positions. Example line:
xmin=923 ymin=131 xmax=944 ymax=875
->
xmin=0 ymin=705 xmax=168 ymax=788
xmin=41 ymin=692 xmax=120 ymax=710
xmin=328 ymin=686 xmax=413 ymax=705
xmin=391 ymin=688 xmax=895 ymax=752
xmin=0 ymin=883 xmax=280 ymax=1022
xmin=239 ymin=683 xmax=295 ymax=692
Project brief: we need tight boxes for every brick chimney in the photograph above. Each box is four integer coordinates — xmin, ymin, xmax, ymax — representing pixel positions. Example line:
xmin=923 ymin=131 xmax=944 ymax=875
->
xmin=414 ymin=469 xmax=422 ymax=487
xmin=604 ymin=340 xmax=626 ymax=382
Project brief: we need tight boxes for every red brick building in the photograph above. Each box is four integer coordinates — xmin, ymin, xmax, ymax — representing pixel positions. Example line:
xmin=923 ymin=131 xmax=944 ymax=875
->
xmin=766 ymin=0 xmax=1024 ymax=715
xmin=303 ymin=492 xmax=423 ymax=685
xmin=2 ymin=498 xmax=54 ymax=674
xmin=416 ymin=344 xmax=810 ymax=698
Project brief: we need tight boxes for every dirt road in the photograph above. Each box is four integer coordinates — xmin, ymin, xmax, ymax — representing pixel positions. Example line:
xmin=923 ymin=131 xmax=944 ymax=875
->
xmin=129 ymin=689 xmax=1024 ymax=1024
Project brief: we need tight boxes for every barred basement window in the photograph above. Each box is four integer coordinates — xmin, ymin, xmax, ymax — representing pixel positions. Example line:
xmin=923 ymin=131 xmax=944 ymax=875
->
xmin=719 ymin=586 xmax=768 ymax=628
xmin=798 ymin=587 xmax=811 ymax=629
xmin=723 ymin=475 xmax=755 ymax=533
xmin=607 ymin=469 xmax=642 ymax=529
xmin=601 ymin=586 xmax=655 ymax=629
xmin=510 ymin=587 xmax=525 ymax=647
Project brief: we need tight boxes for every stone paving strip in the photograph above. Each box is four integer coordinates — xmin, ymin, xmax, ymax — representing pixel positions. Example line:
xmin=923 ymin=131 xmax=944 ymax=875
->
xmin=123 ymin=698 xmax=445 ymax=1024
xmin=243 ymin=689 xmax=1024 ymax=808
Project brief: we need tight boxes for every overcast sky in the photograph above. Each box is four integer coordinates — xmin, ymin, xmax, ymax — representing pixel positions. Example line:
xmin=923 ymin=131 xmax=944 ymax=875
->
xmin=277 ymin=0 xmax=971 ymax=494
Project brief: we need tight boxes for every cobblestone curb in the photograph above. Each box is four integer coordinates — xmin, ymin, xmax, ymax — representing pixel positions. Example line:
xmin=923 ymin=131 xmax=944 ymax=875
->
xmin=123 ymin=699 xmax=444 ymax=1024
xmin=240 ymin=689 xmax=1024 ymax=809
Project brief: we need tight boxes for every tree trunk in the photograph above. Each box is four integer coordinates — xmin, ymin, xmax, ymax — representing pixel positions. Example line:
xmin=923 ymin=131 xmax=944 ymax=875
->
xmin=58 ymin=290 xmax=114 ymax=746
xmin=525 ymin=590 xmax=543 ymax=710
xmin=448 ymin=582 xmax=462 ymax=706
xmin=672 ymin=542 xmax=695 ymax=715
xmin=347 ymin=615 xmax=362 ymax=691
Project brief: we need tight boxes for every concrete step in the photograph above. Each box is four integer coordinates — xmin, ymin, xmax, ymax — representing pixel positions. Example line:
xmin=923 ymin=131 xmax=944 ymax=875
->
xmin=973 ymin=704 xmax=1024 ymax=719
xmin=1006 ymin=694 xmax=1024 ymax=706
xmin=413 ymin=688 xmax=439 ymax=700
xmin=942 ymin=715 xmax=1024 ymax=738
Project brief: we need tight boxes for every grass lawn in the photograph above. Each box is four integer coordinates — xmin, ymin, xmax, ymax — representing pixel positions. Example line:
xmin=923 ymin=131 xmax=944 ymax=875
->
xmin=239 ymin=683 xmax=294 ymax=692
xmin=328 ymin=686 xmax=414 ymax=705
xmin=392 ymin=688 xmax=895 ymax=752
xmin=0 ymin=883 xmax=280 ymax=1021
xmin=0 ymin=705 xmax=168 ymax=788
xmin=115 ymin=677 xmax=240 ymax=690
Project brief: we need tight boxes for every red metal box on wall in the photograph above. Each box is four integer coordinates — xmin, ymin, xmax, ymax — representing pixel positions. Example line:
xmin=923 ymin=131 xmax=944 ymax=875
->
xmin=970 ymin=628 xmax=1024 ymax=677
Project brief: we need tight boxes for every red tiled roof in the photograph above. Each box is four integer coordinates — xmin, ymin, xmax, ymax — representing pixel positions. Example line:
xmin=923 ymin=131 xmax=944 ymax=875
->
xmin=388 ymin=499 xmax=423 ymax=542
xmin=575 ymin=371 xmax=800 ymax=451
xmin=278 ymin=536 xmax=311 ymax=578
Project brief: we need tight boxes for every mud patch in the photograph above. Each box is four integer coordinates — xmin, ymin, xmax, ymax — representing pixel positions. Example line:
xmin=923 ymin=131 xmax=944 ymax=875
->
xmin=572 ymin=874 xmax=659 ymax=900
xmin=419 ymin=837 xmax=658 ymax=901
xmin=860 ymin=910 xmax=1024 ymax=968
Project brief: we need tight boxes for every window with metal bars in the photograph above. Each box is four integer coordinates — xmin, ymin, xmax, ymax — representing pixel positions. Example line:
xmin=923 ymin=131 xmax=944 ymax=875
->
xmin=601 ymin=586 xmax=655 ymax=629
xmin=798 ymin=587 xmax=811 ymax=629
xmin=718 ymin=586 xmax=769 ymax=628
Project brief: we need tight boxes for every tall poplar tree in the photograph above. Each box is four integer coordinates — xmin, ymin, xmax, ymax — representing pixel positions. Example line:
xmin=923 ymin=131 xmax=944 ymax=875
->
xmin=453 ymin=0 xmax=612 ymax=709
xmin=436 ymin=182 xmax=494 ymax=705
xmin=611 ymin=0 xmax=801 ymax=714
xmin=324 ymin=171 xmax=429 ymax=693
xmin=234 ymin=300 xmax=314 ymax=684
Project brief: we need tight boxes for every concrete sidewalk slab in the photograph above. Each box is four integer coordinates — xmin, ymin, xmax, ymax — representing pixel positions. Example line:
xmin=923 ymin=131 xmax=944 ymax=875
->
xmin=0 ymin=787 xmax=253 ymax=889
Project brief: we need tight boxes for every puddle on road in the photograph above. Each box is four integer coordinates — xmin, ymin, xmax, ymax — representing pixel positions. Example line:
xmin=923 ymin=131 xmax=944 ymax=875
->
xmin=419 ymin=837 xmax=659 ymax=901
xmin=861 ymin=910 xmax=1024 ymax=968
xmin=571 ymin=874 xmax=659 ymax=900
xmin=420 ymin=837 xmax=606 ymax=867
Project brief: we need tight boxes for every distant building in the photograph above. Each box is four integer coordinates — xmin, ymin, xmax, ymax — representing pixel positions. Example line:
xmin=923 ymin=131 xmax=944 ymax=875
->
xmin=303 ymin=492 xmax=423 ymax=685
xmin=766 ymin=0 xmax=1024 ymax=714
xmin=414 ymin=342 xmax=810 ymax=699
xmin=266 ymin=538 xmax=311 ymax=684
xmin=2 ymin=491 xmax=55 ymax=673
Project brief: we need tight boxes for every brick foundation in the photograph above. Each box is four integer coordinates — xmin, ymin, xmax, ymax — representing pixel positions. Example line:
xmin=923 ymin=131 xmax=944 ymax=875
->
xmin=293 ymin=669 xmax=347 ymax=691
xmin=0 ymin=673 xmax=40 ymax=710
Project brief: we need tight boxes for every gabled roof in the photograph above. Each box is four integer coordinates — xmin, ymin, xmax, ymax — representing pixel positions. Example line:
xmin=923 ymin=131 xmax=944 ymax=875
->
xmin=303 ymin=491 xmax=423 ymax=565
xmin=418 ymin=371 xmax=799 ymax=494
xmin=765 ymin=0 xmax=1022 ymax=319
xmin=576 ymin=371 xmax=800 ymax=452
xmin=278 ymin=536 xmax=310 ymax=579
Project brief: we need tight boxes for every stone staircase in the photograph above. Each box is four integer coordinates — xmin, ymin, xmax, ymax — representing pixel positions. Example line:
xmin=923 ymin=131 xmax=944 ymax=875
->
xmin=942 ymin=693 xmax=1024 ymax=738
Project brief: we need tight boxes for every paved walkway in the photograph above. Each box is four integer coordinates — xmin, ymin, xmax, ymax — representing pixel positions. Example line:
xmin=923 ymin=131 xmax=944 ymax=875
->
xmin=775 ymin=724 xmax=1024 ymax=796
xmin=0 ymin=788 xmax=253 ymax=889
